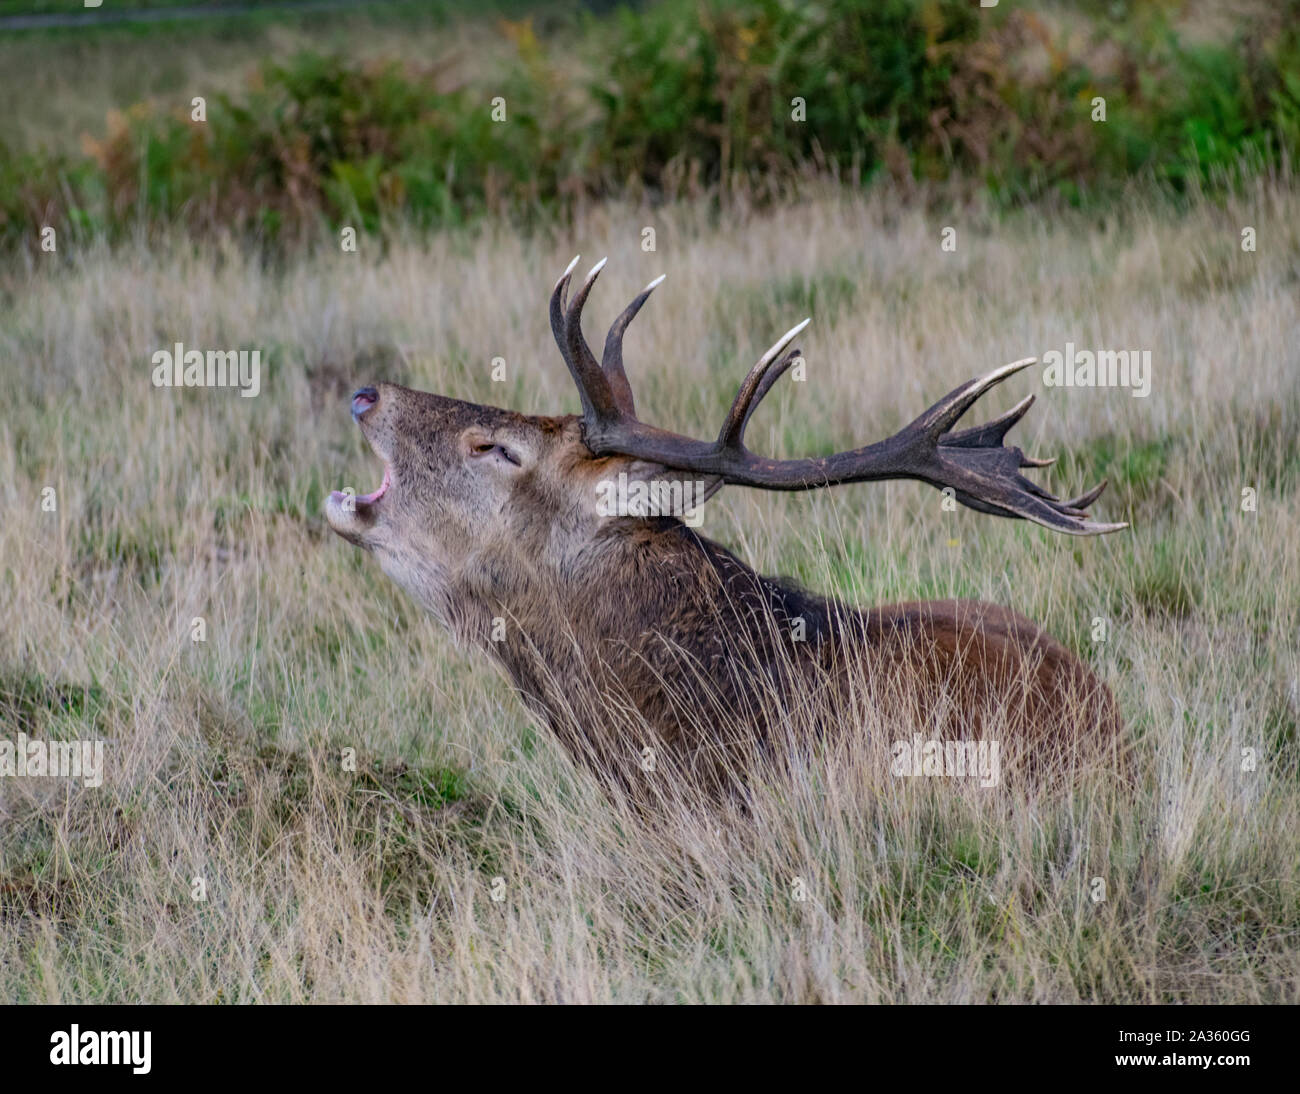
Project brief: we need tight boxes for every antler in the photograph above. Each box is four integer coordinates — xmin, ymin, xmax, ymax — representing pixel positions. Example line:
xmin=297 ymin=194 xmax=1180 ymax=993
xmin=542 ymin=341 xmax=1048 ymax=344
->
xmin=549 ymin=258 xmax=1126 ymax=536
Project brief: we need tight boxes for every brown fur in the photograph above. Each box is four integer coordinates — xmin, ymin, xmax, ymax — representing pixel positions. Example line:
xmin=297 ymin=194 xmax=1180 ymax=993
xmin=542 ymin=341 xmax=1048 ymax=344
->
xmin=326 ymin=383 xmax=1124 ymax=799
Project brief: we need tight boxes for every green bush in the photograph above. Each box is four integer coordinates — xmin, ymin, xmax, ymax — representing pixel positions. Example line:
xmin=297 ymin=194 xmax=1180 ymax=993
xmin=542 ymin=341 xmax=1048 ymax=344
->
xmin=72 ymin=52 xmax=568 ymax=239
xmin=5 ymin=0 xmax=1297 ymax=248
xmin=593 ymin=0 xmax=978 ymax=192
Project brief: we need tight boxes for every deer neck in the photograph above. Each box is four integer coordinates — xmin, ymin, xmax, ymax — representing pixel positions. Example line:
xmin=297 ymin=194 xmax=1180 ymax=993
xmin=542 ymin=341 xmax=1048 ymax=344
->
xmin=467 ymin=518 xmax=837 ymax=699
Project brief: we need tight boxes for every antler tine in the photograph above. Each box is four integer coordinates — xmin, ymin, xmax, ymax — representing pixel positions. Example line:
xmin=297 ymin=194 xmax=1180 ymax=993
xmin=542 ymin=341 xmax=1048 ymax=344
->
xmin=568 ymin=257 xmax=607 ymax=323
xmin=1069 ymin=516 xmax=1129 ymax=534
xmin=943 ymin=392 xmax=1035 ymax=449
xmin=566 ymin=258 xmax=605 ymax=355
xmin=1062 ymin=480 xmax=1109 ymax=511
xmin=953 ymin=484 xmax=1127 ymax=535
xmin=748 ymin=345 xmax=803 ymax=425
xmin=914 ymin=357 xmax=1038 ymax=438
xmin=549 ymin=254 xmax=581 ymax=355
xmin=945 ymin=391 xmax=1059 ymax=469
xmin=552 ymin=257 xmax=619 ymax=422
xmin=601 ymin=273 xmax=665 ymax=418
xmin=718 ymin=318 xmax=811 ymax=450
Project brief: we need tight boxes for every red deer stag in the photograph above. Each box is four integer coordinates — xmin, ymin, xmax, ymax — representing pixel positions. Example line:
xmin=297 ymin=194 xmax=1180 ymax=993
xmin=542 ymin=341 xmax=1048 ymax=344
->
xmin=326 ymin=258 xmax=1126 ymax=799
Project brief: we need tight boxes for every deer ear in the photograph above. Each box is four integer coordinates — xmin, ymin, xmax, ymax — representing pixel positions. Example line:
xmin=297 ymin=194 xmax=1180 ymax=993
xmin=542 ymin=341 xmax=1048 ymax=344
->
xmin=590 ymin=459 xmax=723 ymax=522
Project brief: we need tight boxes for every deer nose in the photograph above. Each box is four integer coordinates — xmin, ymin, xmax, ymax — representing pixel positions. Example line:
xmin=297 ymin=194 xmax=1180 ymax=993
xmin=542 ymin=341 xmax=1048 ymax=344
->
xmin=351 ymin=386 xmax=379 ymax=419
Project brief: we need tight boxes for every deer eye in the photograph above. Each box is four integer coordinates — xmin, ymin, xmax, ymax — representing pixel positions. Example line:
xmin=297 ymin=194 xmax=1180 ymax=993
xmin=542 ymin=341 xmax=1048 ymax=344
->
xmin=469 ymin=441 xmax=521 ymax=467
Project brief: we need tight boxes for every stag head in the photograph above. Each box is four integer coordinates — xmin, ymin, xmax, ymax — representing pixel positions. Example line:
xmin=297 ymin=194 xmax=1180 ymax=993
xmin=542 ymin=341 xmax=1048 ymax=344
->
xmin=325 ymin=257 xmax=1122 ymax=626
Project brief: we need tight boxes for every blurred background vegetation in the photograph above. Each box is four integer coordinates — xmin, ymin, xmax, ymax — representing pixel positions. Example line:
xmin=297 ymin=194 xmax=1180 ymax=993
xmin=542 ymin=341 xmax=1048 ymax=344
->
xmin=2 ymin=0 xmax=1297 ymax=248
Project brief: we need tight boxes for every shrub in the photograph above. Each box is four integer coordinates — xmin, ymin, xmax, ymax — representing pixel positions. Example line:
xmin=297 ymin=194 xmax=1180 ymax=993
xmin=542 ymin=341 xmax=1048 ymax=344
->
xmin=5 ymin=0 xmax=1297 ymax=248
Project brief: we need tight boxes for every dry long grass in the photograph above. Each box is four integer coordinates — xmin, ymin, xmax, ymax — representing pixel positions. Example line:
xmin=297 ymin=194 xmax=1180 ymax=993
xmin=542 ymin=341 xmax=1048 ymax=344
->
xmin=1 ymin=173 xmax=1297 ymax=1002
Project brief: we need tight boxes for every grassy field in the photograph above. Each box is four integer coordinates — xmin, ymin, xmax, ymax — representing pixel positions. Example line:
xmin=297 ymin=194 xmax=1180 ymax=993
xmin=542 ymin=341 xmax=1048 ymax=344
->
xmin=1 ymin=167 xmax=1296 ymax=1002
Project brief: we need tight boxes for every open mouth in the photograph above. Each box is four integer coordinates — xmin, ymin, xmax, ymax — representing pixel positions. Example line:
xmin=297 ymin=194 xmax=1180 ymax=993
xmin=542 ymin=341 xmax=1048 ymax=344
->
xmin=330 ymin=463 xmax=390 ymax=509
xmin=326 ymin=386 xmax=392 ymax=538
